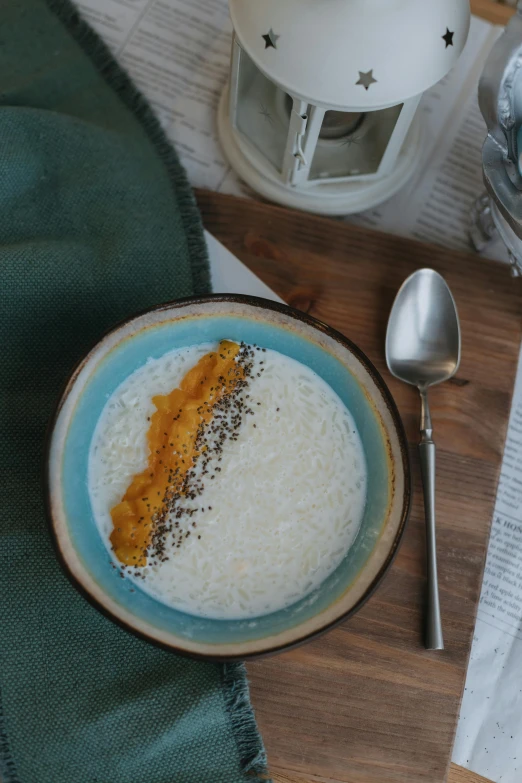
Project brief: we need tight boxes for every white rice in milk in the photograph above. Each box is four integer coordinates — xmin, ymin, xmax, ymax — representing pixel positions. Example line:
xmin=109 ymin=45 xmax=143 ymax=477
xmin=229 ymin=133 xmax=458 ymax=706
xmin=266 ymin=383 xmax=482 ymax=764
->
xmin=89 ymin=342 xmax=367 ymax=620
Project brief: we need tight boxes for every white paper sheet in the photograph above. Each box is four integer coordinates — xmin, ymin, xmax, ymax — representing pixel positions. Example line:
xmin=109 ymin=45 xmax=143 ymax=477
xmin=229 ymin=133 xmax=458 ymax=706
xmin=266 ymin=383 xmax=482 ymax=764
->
xmin=73 ymin=3 xmax=522 ymax=780
xmin=452 ymin=352 xmax=522 ymax=783
xmin=206 ymin=230 xmax=283 ymax=303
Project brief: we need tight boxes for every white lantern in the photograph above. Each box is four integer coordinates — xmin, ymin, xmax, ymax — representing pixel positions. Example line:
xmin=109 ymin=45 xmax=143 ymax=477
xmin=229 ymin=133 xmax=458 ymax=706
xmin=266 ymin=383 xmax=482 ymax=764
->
xmin=218 ymin=0 xmax=470 ymax=215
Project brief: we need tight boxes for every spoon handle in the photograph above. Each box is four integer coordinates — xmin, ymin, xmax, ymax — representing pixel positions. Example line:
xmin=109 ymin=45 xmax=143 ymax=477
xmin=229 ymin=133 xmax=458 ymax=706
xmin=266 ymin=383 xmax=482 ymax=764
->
xmin=419 ymin=390 xmax=444 ymax=651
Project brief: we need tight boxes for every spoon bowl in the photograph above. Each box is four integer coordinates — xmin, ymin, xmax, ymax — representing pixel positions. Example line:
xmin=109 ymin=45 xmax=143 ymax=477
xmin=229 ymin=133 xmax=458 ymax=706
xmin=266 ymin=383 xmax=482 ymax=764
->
xmin=386 ymin=268 xmax=461 ymax=390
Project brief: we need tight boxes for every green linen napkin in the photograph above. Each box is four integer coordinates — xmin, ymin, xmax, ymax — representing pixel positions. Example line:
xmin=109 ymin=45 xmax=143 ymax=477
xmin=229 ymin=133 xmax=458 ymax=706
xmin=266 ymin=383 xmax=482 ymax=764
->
xmin=0 ymin=1 xmax=268 ymax=781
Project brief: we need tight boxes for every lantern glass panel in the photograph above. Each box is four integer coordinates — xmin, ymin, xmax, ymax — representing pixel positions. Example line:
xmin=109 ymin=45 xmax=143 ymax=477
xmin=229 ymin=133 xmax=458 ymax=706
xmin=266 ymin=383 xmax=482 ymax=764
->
xmin=235 ymin=47 xmax=291 ymax=173
xmin=308 ymin=103 xmax=404 ymax=180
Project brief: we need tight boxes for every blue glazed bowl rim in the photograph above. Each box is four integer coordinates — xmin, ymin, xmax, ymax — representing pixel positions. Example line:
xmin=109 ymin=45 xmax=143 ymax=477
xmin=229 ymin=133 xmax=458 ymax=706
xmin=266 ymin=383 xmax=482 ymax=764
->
xmin=46 ymin=294 xmax=411 ymax=660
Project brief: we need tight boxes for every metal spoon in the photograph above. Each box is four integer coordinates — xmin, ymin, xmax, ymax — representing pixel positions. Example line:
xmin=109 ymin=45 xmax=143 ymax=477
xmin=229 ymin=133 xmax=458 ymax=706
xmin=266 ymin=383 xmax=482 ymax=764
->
xmin=385 ymin=269 xmax=461 ymax=650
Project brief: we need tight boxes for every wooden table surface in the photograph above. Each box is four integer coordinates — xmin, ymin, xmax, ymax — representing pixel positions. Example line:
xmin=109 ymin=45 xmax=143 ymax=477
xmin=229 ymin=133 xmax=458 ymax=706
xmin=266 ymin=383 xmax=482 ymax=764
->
xmin=226 ymin=5 xmax=516 ymax=780
xmin=206 ymin=4 xmax=514 ymax=783
xmin=233 ymin=4 xmax=509 ymax=782
xmin=198 ymin=189 xmax=521 ymax=783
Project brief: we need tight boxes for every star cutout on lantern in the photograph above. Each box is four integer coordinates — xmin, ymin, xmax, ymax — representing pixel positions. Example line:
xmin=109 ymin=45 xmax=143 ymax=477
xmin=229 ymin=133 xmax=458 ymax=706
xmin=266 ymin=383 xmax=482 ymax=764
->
xmin=262 ymin=29 xmax=280 ymax=49
xmin=356 ymin=70 xmax=377 ymax=91
xmin=442 ymin=28 xmax=454 ymax=48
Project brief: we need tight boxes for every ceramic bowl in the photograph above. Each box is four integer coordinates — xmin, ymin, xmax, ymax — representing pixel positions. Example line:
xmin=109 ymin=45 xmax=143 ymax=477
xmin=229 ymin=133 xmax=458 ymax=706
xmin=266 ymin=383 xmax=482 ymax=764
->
xmin=47 ymin=295 xmax=410 ymax=659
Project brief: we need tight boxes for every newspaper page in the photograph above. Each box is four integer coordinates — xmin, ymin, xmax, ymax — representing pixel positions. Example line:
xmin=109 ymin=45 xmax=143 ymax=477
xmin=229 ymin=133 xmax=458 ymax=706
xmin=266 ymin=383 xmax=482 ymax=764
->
xmin=452 ymin=367 xmax=522 ymax=783
xmin=76 ymin=0 xmax=241 ymax=192
xmin=77 ymin=1 xmax=505 ymax=251
xmin=73 ymin=3 xmax=522 ymax=780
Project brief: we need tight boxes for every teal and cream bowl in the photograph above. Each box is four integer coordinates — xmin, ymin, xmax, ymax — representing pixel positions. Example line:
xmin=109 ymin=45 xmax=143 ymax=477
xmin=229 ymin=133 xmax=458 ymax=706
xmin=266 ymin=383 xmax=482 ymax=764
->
xmin=47 ymin=295 xmax=410 ymax=659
